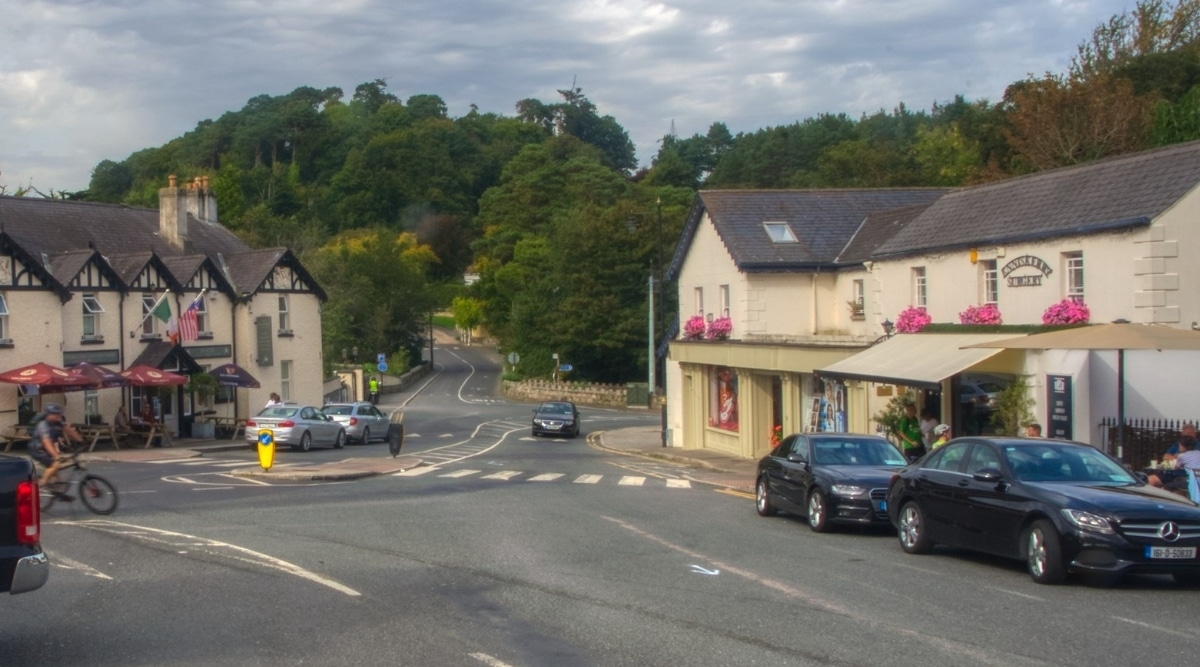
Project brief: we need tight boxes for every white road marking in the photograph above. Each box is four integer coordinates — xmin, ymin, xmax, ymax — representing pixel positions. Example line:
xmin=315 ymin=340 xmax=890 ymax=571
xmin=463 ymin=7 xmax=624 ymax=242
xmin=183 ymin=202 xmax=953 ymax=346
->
xmin=527 ymin=473 xmax=564 ymax=482
xmin=394 ymin=467 xmax=438 ymax=477
xmin=470 ymin=653 xmax=517 ymax=667
xmin=49 ymin=553 xmax=113 ymax=580
xmin=482 ymin=471 xmax=523 ymax=480
xmin=440 ymin=469 xmax=481 ymax=478
xmin=986 ymin=586 xmax=1045 ymax=602
xmin=665 ymin=479 xmax=691 ymax=489
xmin=1112 ymin=616 xmax=1192 ymax=638
xmin=574 ymin=474 xmax=602 ymax=484
xmin=56 ymin=519 xmax=360 ymax=597
xmin=193 ymin=486 xmax=235 ymax=491
xmin=439 ymin=433 xmax=455 ymax=438
xmin=618 ymin=476 xmax=646 ymax=486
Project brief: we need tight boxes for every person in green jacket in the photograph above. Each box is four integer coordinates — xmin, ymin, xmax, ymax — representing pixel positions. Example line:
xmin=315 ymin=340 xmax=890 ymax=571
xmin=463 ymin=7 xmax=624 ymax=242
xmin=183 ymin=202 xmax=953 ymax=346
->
xmin=369 ymin=377 xmax=379 ymax=405
xmin=896 ymin=403 xmax=926 ymax=461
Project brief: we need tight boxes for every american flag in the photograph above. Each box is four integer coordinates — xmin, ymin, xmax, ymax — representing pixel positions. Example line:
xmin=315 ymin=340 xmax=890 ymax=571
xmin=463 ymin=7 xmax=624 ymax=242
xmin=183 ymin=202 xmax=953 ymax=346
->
xmin=178 ymin=295 xmax=201 ymax=341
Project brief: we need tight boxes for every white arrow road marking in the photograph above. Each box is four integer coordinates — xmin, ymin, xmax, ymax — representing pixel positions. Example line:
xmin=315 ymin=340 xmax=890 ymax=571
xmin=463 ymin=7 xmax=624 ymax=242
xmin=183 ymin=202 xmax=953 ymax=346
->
xmin=690 ymin=565 xmax=720 ymax=576
xmin=48 ymin=553 xmax=113 ymax=580
xmin=55 ymin=519 xmax=360 ymax=597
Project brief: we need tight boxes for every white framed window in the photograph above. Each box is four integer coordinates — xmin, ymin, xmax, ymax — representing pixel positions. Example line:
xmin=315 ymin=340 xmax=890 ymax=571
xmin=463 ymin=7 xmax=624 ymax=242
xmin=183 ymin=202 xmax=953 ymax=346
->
xmin=981 ymin=260 xmax=999 ymax=305
xmin=142 ymin=294 xmax=159 ymax=336
xmin=195 ymin=296 xmax=209 ymax=334
xmin=694 ymin=287 xmax=704 ymax=316
xmin=82 ymin=293 xmax=104 ymax=337
xmin=719 ymin=285 xmax=730 ymax=318
xmin=913 ymin=267 xmax=927 ymax=308
xmin=852 ymin=279 xmax=865 ymax=316
xmin=0 ymin=294 xmax=8 ymax=341
xmin=1065 ymin=252 xmax=1084 ymax=301
xmin=763 ymin=221 xmax=798 ymax=243
xmin=278 ymin=295 xmax=291 ymax=332
xmin=281 ymin=360 xmax=293 ymax=401
xmin=83 ymin=390 xmax=100 ymax=424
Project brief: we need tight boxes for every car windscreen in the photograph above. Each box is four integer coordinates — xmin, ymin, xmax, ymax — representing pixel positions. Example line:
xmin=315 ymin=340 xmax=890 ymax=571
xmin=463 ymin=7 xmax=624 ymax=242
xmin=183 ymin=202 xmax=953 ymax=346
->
xmin=258 ymin=407 xmax=298 ymax=418
xmin=323 ymin=406 xmax=353 ymax=416
xmin=1003 ymin=444 xmax=1137 ymax=484
xmin=812 ymin=438 xmax=907 ymax=466
xmin=539 ymin=404 xmax=573 ymax=415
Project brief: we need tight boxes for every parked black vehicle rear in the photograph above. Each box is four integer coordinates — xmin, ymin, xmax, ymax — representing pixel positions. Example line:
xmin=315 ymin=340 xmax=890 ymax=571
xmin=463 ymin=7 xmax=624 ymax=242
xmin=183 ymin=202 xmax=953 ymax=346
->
xmin=1 ymin=454 xmax=49 ymax=595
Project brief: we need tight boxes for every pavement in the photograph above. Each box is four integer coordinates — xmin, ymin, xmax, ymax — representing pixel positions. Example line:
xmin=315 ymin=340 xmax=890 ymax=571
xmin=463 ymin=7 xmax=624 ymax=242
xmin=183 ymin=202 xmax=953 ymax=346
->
xmin=588 ymin=427 xmax=758 ymax=494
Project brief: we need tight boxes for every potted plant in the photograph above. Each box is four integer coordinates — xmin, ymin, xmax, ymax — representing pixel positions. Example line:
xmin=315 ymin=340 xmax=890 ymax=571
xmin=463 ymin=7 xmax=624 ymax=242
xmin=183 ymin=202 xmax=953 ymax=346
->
xmin=682 ymin=315 xmax=706 ymax=340
xmin=847 ymin=300 xmax=865 ymax=319
xmin=959 ymin=303 xmax=1002 ymax=325
xmin=706 ymin=316 xmax=733 ymax=340
xmin=1042 ymin=298 xmax=1090 ymax=325
xmin=894 ymin=306 xmax=932 ymax=333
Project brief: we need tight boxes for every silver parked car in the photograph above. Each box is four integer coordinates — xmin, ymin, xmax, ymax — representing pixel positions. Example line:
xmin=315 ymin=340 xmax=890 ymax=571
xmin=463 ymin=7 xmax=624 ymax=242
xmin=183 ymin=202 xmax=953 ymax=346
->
xmin=246 ymin=404 xmax=346 ymax=451
xmin=323 ymin=402 xmax=389 ymax=444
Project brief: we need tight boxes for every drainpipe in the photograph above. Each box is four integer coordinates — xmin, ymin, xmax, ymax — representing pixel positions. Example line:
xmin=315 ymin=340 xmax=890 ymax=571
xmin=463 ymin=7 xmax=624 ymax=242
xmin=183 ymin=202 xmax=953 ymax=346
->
xmin=810 ymin=272 xmax=819 ymax=335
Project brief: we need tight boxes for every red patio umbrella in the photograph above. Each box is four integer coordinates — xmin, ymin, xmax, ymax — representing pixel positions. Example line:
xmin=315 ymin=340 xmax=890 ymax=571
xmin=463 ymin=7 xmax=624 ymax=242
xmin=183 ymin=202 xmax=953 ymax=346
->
xmin=67 ymin=362 xmax=127 ymax=389
xmin=0 ymin=362 xmax=79 ymax=387
xmin=119 ymin=365 xmax=188 ymax=386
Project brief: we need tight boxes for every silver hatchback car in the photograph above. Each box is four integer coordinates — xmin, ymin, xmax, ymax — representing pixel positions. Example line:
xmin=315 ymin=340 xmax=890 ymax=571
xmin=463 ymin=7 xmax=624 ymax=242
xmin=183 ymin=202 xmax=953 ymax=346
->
xmin=246 ymin=404 xmax=346 ymax=451
xmin=323 ymin=402 xmax=390 ymax=444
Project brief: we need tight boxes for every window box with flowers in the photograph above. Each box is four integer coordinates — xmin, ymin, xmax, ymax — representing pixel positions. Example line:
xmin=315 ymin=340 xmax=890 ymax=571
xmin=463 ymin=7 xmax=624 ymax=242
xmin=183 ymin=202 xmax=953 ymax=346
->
xmin=682 ymin=315 xmax=706 ymax=340
xmin=894 ymin=306 xmax=932 ymax=333
xmin=847 ymin=300 xmax=865 ymax=320
xmin=959 ymin=303 xmax=1002 ymax=325
xmin=706 ymin=316 xmax=733 ymax=340
xmin=1042 ymin=299 xmax=1090 ymax=325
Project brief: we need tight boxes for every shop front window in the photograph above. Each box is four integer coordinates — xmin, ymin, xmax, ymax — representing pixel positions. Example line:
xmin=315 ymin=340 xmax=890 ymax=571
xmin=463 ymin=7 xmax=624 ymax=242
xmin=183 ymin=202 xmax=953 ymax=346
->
xmin=708 ymin=366 xmax=739 ymax=431
xmin=805 ymin=376 xmax=846 ymax=433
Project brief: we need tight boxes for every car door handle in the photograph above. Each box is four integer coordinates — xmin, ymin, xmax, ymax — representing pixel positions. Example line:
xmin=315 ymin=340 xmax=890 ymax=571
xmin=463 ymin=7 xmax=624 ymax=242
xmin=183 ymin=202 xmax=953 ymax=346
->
xmin=957 ymin=480 xmax=969 ymax=487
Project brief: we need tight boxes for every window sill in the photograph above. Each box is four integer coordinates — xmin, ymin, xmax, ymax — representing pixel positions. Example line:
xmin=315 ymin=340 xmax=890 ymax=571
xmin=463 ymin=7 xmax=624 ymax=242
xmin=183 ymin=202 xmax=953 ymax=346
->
xmin=277 ymin=330 xmax=294 ymax=338
xmin=198 ymin=332 xmax=214 ymax=340
xmin=81 ymin=336 xmax=105 ymax=345
xmin=0 ymin=339 xmax=13 ymax=349
xmin=140 ymin=334 xmax=163 ymax=342
xmin=850 ymin=314 xmax=865 ymax=321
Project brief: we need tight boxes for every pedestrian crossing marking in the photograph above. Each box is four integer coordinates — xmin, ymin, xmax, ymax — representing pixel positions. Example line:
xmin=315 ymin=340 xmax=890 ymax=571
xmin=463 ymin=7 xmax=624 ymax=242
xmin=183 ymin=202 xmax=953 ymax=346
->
xmin=481 ymin=471 xmax=522 ymax=480
xmin=394 ymin=467 xmax=438 ymax=477
xmin=527 ymin=473 xmax=564 ymax=482
xmin=665 ymin=479 xmax=691 ymax=489
xmin=618 ymin=476 xmax=646 ymax=486
xmin=440 ymin=469 xmax=481 ymax=478
xmin=574 ymin=474 xmax=602 ymax=484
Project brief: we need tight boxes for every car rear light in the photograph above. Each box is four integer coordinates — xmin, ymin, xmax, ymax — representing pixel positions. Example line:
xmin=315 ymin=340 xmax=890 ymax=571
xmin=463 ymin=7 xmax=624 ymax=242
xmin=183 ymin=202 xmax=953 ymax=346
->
xmin=16 ymin=480 xmax=40 ymax=545
xmin=246 ymin=420 xmax=256 ymax=428
xmin=279 ymin=420 xmax=295 ymax=427
xmin=349 ymin=417 xmax=358 ymax=426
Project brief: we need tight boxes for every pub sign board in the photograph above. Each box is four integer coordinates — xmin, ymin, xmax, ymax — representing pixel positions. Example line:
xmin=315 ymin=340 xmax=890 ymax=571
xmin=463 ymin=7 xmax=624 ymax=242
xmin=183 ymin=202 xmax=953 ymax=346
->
xmin=1047 ymin=374 xmax=1073 ymax=440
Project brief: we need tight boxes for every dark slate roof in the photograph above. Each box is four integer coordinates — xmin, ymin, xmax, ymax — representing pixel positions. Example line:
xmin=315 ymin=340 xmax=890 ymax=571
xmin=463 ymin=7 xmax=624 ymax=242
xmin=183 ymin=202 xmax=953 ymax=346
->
xmin=837 ymin=203 xmax=933 ymax=265
xmin=45 ymin=250 xmax=94 ymax=284
xmin=874 ymin=140 xmax=1200 ymax=258
xmin=104 ymin=252 xmax=155 ymax=285
xmin=679 ymin=189 xmax=948 ymax=274
xmin=222 ymin=247 xmax=327 ymax=301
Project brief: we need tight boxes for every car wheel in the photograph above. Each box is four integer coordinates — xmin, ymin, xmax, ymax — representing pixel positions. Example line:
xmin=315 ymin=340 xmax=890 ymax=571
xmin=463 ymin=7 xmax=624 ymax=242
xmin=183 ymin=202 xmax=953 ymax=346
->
xmin=299 ymin=432 xmax=312 ymax=452
xmin=333 ymin=430 xmax=345 ymax=449
xmin=1025 ymin=519 xmax=1066 ymax=585
xmin=360 ymin=427 xmax=371 ymax=445
xmin=755 ymin=477 xmax=777 ymax=517
xmin=1172 ymin=572 xmax=1200 ymax=587
xmin=807 ymin=490 xmax=832 ymax=533
xmin=897 ymin=501 xmax=934 ymax=554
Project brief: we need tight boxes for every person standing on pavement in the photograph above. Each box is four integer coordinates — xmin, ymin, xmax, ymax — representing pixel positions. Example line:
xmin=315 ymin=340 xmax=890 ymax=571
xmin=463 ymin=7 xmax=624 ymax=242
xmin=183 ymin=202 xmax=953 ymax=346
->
xmin=895 ymin=403 xmax=926 ymax=461
xmin=919 ymin=409 xmax=938 ymax=449
xmin=369 ymin=376 xmax=379 ymax=405
xmin=265 ymin=392 xmax=281 ymax=408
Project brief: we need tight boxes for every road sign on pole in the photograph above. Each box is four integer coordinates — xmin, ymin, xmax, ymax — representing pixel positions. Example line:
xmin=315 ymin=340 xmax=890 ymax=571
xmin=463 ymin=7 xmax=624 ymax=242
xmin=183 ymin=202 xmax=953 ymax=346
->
xmin=507 ymin=352 xmax=520 ymax=365
xmin=377 ymin=353 xmax=386 ymax=364
xmin=558 ymin=364 xmax=574 ymax=373
xmin=377 ymin=361 xmax=388 ymax=373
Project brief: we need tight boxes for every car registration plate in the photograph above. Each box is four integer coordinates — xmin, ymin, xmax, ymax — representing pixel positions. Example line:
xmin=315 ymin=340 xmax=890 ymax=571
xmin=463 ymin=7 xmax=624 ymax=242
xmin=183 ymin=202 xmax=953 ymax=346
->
xmin=1145 ymin=546 xmax=1197 ymax=559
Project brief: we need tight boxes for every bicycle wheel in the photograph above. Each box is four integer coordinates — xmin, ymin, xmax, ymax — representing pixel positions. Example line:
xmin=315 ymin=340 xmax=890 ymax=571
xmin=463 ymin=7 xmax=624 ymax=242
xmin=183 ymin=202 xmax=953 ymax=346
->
xmin=40 ymin=484 xmax=60 ymax=512
xmin=78 ymin=474 xmax=118 ymax=515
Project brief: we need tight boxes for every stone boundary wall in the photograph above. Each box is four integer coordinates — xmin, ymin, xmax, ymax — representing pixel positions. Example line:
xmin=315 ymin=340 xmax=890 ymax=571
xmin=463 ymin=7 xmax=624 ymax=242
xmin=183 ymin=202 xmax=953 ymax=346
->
xmin=503 ymin=379 xmax=627 ymax=408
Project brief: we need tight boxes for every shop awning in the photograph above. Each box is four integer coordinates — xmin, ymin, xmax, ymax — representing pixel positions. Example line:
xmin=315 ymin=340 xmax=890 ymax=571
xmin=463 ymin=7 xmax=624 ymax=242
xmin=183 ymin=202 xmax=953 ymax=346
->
xmin=816 ymin=333 xmax=1027 ymax=389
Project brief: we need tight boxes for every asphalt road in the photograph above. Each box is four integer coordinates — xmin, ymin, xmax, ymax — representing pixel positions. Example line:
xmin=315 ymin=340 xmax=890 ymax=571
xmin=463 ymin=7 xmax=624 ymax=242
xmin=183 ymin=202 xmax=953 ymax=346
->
xmin=3 ymin=341 xmax=1199 ymax=666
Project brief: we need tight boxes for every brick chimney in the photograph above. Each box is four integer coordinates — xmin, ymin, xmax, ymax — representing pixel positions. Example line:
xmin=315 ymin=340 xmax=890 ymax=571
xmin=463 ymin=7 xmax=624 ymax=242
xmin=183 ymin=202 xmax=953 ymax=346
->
xmin=158 ymin=174 xmax=188 ymax=249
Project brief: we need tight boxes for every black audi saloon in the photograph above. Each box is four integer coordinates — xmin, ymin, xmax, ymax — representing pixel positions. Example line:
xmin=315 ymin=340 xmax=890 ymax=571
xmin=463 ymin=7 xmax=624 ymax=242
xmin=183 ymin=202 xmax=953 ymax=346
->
xmin=887 ymin=437 xmax=1200 ymax=585
xmin=756 ymin=433 xmax=908 ymax=532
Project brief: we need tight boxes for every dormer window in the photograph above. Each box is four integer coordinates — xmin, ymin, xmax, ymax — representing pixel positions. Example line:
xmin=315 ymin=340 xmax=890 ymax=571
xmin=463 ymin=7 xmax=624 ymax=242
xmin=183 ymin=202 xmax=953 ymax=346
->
xmin=763 ymin=221 xmax=798 ymax=243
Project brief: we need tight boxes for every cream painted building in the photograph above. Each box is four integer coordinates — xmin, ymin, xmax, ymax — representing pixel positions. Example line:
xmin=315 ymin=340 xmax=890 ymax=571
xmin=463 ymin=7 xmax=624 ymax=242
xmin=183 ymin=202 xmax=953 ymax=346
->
xmin=668 ymin=141 xmax=1200 ymax=458
xmin=0 ymin=176 xmax=327 ymax=438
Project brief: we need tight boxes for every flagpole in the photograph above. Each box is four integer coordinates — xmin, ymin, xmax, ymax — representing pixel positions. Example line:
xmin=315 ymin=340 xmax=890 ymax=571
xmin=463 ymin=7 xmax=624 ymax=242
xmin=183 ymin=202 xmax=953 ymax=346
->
xmin=130 ymin=290 xmax=171 ymax=336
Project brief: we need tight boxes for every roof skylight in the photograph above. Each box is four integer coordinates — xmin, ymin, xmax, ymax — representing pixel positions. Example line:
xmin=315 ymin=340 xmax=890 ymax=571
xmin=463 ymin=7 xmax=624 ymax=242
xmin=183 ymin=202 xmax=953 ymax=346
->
xmin=763 ymin=221 xmax=798 ymax=243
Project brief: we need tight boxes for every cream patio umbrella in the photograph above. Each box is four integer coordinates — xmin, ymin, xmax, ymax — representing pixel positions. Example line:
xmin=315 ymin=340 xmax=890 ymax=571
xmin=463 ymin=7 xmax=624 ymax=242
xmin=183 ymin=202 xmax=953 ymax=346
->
xmin=965 ymin=322 xmax=1200 ymax=453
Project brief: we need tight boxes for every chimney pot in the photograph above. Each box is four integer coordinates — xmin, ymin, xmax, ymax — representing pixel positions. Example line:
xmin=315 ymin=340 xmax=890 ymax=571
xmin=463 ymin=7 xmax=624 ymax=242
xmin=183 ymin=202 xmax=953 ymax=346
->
xmin=168 ymin=174 xmax=177 ymax=188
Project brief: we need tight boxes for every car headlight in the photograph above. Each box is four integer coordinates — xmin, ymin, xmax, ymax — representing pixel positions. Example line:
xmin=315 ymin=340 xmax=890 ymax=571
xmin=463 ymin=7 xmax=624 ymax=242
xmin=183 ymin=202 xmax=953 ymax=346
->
xmin=1061 ymin=509 xmax=1115 ymax=535
xmin=831 ymin=484 xmax=868 ymax=498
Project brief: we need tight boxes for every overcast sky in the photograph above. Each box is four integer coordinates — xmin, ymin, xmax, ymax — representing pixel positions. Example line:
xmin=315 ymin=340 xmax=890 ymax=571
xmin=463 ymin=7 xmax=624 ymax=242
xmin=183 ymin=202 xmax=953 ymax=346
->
xmin=1 ymin=0 xmax=1133 ymax=193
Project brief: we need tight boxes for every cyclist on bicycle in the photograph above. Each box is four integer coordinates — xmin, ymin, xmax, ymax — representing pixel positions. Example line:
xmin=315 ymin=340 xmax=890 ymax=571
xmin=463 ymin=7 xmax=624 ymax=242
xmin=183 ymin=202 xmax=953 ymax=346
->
xmin=30 ymin=403 xmax=83 ymax=500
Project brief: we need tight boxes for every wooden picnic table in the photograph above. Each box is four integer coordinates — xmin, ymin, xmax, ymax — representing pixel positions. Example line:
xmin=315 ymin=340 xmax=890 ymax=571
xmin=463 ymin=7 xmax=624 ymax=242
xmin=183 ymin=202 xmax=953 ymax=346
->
xmin=3 ymin=424 xmax=31 ymax=452
xmin=128 ymin=421 xmax=174 ymax=448
xmin=74 ymin=423 xmax=120 ymax=452
xmin=204 ymin=416 xmax=248 ymax=441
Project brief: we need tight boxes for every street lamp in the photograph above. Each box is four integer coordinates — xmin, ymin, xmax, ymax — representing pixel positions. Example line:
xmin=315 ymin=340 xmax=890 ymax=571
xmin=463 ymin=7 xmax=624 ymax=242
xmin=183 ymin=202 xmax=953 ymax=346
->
xmin=881 ymin=319 xmax=895 ymax=338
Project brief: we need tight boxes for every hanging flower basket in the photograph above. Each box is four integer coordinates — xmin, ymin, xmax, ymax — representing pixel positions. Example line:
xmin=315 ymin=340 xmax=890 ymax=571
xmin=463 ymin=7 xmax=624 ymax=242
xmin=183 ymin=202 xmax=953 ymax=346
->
xmin=706 ymin=316 xmax=733 ymax=340
xmin=959 ymin=303 xmax=1002 ymax=325
xmin=1042 ymin=299 xmax=1090 ymax=325
xmin=682 ymin=315 xmax=706 ymax=340
xmin=894 ymin=306 xmax=932 ymax=333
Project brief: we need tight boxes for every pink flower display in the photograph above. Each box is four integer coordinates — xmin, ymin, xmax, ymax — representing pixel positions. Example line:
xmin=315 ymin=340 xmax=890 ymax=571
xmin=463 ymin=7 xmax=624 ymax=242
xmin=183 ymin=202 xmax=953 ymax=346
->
xmin=706 ymin=316 xmax=733 ymax=340
xmin=894 ymin=306 xmax=932 ymax=333
xmin=1042 ymin=299 xmax=1090 ymax=325
xmin=958 ymin=303 xmax=1003 ymax=325
xmin=682 ymin=315 xmax=706 ymax=340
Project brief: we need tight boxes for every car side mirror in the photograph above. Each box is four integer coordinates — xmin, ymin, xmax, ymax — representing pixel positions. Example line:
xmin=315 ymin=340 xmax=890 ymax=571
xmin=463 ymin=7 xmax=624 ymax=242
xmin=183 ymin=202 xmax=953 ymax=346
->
xmin=786 ymin=453 xmax=807 ymax=464
xmin=972 ymin=468 xmax=1003 ymax=483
